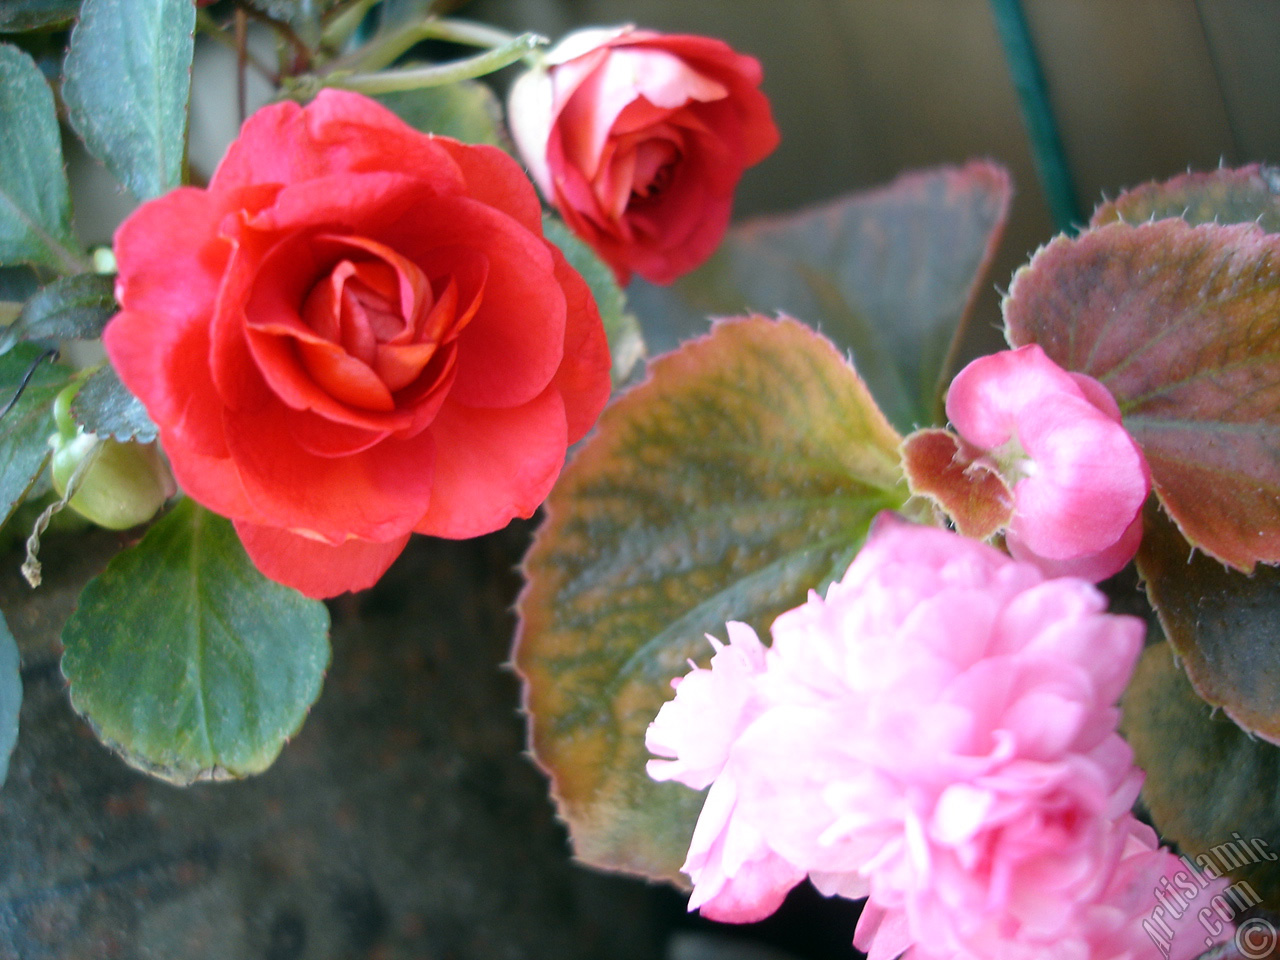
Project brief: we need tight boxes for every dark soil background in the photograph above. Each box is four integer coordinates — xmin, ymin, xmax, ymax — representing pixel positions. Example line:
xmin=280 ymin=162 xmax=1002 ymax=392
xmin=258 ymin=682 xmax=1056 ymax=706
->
xmin=0 ymin=523 xmax=861 ymax=960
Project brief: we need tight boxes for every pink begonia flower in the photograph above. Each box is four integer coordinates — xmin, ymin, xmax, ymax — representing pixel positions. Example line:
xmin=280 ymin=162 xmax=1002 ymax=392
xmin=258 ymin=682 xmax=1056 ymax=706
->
xmin=854 ymin=817 xmax=1233 ymax=960
xmin=945 ymin=344 xmax=1150 ymax=581
xmin=647 ymin=620 xmax=769 ymax=790
xmin=646 ymin=621 xmax=807 ymax=920
xmin=678 ymin=770 xmax=808 ymax=923
xmin=645 ymin=515 xmax=1219 ymax=956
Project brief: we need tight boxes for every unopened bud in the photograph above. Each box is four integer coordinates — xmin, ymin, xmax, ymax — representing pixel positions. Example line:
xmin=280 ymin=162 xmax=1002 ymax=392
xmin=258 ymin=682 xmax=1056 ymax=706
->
xmin=49 ymin=386 xmax=175 ymax=530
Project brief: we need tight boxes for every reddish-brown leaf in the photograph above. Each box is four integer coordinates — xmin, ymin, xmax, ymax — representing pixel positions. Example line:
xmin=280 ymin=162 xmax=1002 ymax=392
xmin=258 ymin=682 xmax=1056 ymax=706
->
xmin=1136 ymin=500 xmax=1280 ymax=744
xmin=1091 ymin=164 xmax=1280 ymax=233
xmin=1005 ymin=219 xmax=1280 ymax=571
xmin=900 ymin=427 xmax=1013 ymax=540
xmin=1121 ymin=641 xmax=1280 ymax=908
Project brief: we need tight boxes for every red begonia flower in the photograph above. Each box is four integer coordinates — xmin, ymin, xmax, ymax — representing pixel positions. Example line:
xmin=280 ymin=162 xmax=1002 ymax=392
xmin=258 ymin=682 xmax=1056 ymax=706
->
xmin=105 ymin=90 xmax=611 ymax=597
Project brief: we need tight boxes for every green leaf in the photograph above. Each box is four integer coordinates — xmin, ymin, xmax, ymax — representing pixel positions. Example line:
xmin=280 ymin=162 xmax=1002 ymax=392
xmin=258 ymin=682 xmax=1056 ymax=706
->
xmin=1136 ymin=500 xmax=1280 ymax=744
xmin=543 ymin=215 xmax=645 ymax=387
xmin=0 ymin=265 xmax=38 ymax=303
xmin=61 ymin=499 xmax=331 ymax=784
xmin=1005 ymin=220 xmax=1280 ymax=572
xmin=62 ymin=0 xmax=195 ymax=201
xmin=627 ymin=162 xmax=1011 ymax=433
xmin=515 ymin=316 xmax=909 ymax=880
xmin=375 ymin=79 xmax=504 ymax=147
xmin=1121 ymin=641 xmax=1280 ymax=908
xmin=0 ymin=609 xmax=20 ymax=786
xmin=0 ymin=342 xmax=74 ymax=528
xmin=0 ymin=44 xmax=81 ymax=272
xmin=0 ymin=0 xmax=80 ymax=32
xmin=69 ymin=364 xmax=158 ymax=443
xmin=11 ymin=273 xmax=116 ymax=345
xmin=0 ymin=266 xmax=40 ymax=354
xmin=1092 ymin=164 xmax=1280 ymax=233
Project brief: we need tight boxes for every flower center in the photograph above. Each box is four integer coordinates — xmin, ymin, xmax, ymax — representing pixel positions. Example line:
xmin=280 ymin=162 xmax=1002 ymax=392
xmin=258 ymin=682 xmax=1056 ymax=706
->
xmin=630 ymin=139 xmax=679 ymax=202
xmin=991 ymin=435 xmax=1037 ymax=483
xmin=294 ymin=234 xmax=470 ymax=412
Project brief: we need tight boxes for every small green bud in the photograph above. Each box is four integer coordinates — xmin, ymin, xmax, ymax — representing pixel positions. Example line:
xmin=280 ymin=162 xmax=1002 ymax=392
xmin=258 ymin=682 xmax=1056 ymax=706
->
xmin=50 ymin=429 xmax=176 ymax=530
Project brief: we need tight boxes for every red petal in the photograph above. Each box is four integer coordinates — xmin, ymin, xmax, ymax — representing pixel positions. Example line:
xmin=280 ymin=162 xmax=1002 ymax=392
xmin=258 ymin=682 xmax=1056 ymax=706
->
xmin=433 ymin=139 xmax=545 ymax=235
xmin=211 ymin=90 xmax=467 ymax=197
xmin=235 ymin=232 xmax=416 ymax=429
xmin=113 ymin=187 xmax=224 ymax=323
xmin=414 ymin=390 xmax=567 ymax=539
xmin=607 ymin=34 xmax=778 ymax=164
xmin=104 ymin=307 xmax=228 ymax=458
xmin=296 ymin=338 xmax=395 ymax=411
xmin=383 ymin=197 xmax=566 ymax=408
xmin=284 ymin=406 xmax=390 ymax=458
xmin=166 ymin=445 xmax=262 ymax=523
xmin=235 ymin=521 xmax=409 ymax=598
xmin=224 ymin=401 xmax=436 ymax=542
xmin=241 ymin=172 xmax=432 ymax=239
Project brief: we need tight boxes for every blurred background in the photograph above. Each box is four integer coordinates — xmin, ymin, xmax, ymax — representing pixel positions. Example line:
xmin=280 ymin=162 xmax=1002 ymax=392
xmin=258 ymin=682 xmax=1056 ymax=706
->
xmin=465 ymin=0 xmax=1280 ymax=360
xmin=7 ymin=2 xmax=1279 ymax=959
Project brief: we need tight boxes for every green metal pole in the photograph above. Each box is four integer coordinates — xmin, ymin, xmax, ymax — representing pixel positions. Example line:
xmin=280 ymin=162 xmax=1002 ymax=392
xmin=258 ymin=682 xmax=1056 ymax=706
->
xmin=988 ymin=0 xmax=1083 ymax=234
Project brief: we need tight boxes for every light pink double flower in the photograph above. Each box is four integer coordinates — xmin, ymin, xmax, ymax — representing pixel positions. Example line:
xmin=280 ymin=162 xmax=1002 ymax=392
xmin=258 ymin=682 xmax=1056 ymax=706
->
xmin=647 ymin=518 xmax=1229 ymax=959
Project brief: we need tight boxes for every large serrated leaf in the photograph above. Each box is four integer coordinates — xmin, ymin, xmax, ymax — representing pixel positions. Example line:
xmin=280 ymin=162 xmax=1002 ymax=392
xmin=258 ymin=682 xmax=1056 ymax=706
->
xmin=62 ymin=0 xmax=194 ymax=202
xmin=515 ymin=316 xmax=909 ymax=881
xmin=1005 ymin=220 xmax=1280 ymax=572
xmin=0 ymin=609 xmax=19 ymax=786
xmin=0 ymin=44 xmax=81 ymax=272
xmin=1121 ymin=642 xmax=1280 ymax=909
xmin=0 ymin=343 xmax=74 ymax=528
xmin=61 ymin=499 xmax=330 ymax=784
xmin=70 ymin=364 xmax=158 ymax=443
xmin=543 ymin=215 xmax=644 ymax=387
xmin=1092 ymin=164 xmax=1280 ymax=233
xmin=628 ymin=162 xmax=1011 ymax=432
xmin=1136 ymin=500 xmax=1280 ymax=745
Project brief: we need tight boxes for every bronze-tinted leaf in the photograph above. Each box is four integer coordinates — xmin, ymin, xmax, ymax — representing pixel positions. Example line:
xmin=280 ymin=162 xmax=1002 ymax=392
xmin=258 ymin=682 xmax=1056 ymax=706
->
xmin=900 ymin=427 xmax=1013 ymax=540
xmin=1121 ymin=641 xmax=1280 ymax=909
xmin=1092 ymin=165 xmax=1280 ymax=233
xmin=1005 ymin=220 xmax=1280 ymax=571
xmin=515 ymin=316 xmax=908 ymax=881
xmin=1136 ymin=500 xmax=1280 ymax=744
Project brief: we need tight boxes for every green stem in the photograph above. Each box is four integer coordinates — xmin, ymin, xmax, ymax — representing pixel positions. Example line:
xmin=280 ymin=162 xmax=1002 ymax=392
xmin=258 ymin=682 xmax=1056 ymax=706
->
xmin=300 ymin=31 xmax=545 ymax=98
xmin=422 ymin=18 xmax=528 ymax=50
xmin=321 ymin=0 xmax=379 ymax=53
xmin=292 ymin=0 xmax=323 ymax=51
xmin=336 ymin=16 xmax=532 ymax=74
